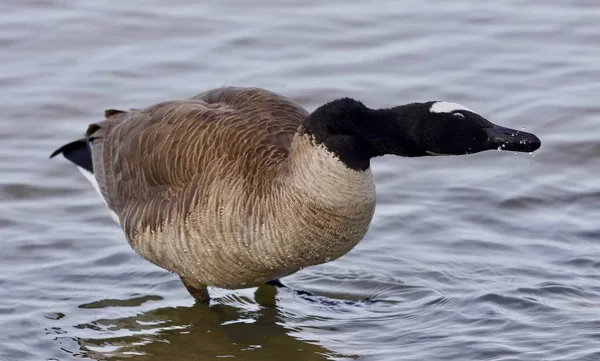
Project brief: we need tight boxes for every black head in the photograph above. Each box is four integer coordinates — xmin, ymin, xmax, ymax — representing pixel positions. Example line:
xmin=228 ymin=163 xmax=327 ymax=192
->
xmin=405 ymin=101 xmax=542 ymax=155
xmin=302 ymin=98 xmax=541 ymax=171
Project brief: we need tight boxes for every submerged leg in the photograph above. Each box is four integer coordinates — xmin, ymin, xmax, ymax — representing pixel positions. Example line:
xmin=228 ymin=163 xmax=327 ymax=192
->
xmin=180 ymin=276 xmax=210 ymax=303
xmin=266 ymin=279 xmax=314 ymax=297
xmin=266 ymin=278 xmax=377 ymax=305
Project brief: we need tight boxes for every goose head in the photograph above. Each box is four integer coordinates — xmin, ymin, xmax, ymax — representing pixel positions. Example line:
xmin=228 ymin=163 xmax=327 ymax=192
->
xmin=303 ymin=99 xmax=541 ymax=170
xmin=407 ymin=101 xmax=541 ymax=156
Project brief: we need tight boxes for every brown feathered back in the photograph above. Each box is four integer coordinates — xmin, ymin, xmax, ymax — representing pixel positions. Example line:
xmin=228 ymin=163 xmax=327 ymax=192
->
xmin=90 ymin=88 xmax=305 ymax=233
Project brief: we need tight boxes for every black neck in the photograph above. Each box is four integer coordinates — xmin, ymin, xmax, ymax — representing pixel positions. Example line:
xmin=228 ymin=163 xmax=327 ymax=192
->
xmin=301 ymin=98 xmax=429 ymax=171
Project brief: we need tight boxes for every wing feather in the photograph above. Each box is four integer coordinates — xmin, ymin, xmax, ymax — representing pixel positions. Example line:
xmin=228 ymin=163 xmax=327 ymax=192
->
xmin=89 ymin=87 xmax=308 ymax=239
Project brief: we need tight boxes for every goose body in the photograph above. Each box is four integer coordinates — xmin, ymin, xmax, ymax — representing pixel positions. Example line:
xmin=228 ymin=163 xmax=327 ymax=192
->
xmin=52 ymin=86 xmax=541 ymax=301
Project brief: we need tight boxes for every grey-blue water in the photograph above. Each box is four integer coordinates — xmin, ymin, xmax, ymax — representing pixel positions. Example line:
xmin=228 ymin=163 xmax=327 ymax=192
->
xmin=2 ymin=1 xmax=600 ymax=360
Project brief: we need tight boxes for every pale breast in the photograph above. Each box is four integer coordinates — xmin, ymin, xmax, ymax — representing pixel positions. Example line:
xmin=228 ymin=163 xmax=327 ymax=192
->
xmin=277 ymin=136 xmax=377 ymax=265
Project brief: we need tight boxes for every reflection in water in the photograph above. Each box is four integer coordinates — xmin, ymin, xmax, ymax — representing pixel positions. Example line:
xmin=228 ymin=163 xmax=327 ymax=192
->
xmin=63 ymin=287 xmax=353 ymax=361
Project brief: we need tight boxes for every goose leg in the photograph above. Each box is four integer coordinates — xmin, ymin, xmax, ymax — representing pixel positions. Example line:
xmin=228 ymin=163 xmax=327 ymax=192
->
xmin=266 ymin=279 xmax=376 ymax=305
xmin=266 ymin=279 xmax=314 ymax=297
xmin=180 ymin=276 xmax=210 ymax=303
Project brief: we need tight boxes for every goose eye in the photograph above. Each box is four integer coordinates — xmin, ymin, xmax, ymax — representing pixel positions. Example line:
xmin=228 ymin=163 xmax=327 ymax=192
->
xmin=453 ymin=112 xmax=465 ymax=119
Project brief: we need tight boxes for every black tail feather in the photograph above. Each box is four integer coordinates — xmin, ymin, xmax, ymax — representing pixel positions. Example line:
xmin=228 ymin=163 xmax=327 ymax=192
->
xmin=50 ymin=139 xmax=94 ymax=173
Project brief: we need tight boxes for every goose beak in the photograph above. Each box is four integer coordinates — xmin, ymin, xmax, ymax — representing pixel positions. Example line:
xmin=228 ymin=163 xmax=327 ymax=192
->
xmin=484 ymin=125 xmax=541 ymax=152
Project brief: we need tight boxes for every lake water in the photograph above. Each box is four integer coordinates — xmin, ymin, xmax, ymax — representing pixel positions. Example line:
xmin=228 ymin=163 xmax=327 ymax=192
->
xmin=2 ymin=1 xmax=600 ymax=360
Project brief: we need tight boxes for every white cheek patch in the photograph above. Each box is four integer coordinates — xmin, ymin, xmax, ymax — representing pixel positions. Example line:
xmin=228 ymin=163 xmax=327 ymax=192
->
xmin=425 ymin=151 xmax=452 ymax=156
xmin=430 ymin=101 xmax=474 ymax=114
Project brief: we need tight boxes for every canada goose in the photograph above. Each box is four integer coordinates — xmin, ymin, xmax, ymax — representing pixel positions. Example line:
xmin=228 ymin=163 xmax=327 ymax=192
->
xmin=51 ymin=87 xmax=541 ymax=302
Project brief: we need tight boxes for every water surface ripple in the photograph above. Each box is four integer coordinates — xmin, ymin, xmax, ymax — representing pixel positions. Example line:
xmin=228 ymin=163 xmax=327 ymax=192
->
xmin=2 ymin=1 xmax=600 ymax=360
